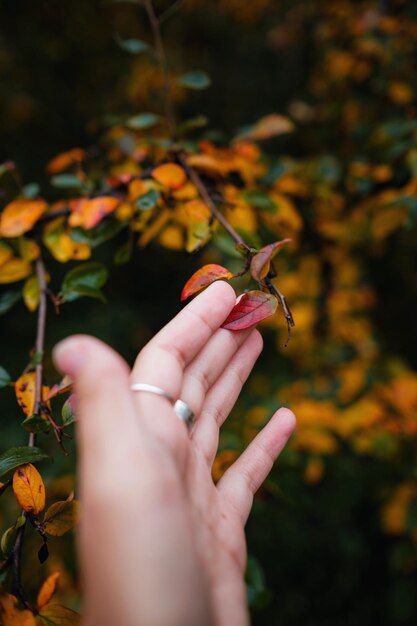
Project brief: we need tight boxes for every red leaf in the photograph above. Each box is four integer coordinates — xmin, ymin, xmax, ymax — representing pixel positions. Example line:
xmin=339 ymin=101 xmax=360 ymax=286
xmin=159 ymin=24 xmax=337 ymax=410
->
xmin=221 ymin=290 xmax=278 ymax=330
xmin=181 ymin=264 xmax=233 ymax=301
xmin=250 ymin=239 xmax=291 ymax=283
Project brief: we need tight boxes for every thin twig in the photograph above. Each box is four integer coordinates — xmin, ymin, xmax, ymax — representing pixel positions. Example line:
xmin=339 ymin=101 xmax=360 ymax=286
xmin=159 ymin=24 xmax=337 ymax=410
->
xmin=264 ymin=276 xmax=295 ymax=346
xmin=143 ymin=0 xmax=176 ymax=136
xmin=0 ymin=478 xmax=12 ymax=497
xmin=177 ymin=152 xmax=251 ymax=252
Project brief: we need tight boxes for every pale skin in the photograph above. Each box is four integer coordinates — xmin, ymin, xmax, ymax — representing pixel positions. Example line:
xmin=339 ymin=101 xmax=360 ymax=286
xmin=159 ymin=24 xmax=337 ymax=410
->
xmin=53 ymin=281 xmax=296 ymax=626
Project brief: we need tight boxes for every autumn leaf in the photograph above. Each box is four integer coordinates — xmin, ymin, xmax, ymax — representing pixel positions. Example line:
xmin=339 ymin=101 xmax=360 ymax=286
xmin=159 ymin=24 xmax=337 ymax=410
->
xmin=0 ymin=591 xmax=36 ymax=626
xmin=61 ymin=394 xmax=77 ymax=427
xmin=221 ymin=290 xmax=278 ymax=330
xmin=37 ymin=603 xmax=81 ymax=625
xmin=23 ymin=275 xmax=41 ymax=312
xmin=250 ymin=239 xmax=291 ymax=283
xmin=15 ymin=372 xmax=51 ymax=416
xmin=37 ymin=572 xmax=60 ymax=610
xmin=46 ymin=148 xmax=86 ymax=175
xmin=42 ymin=500 xmax=80 ymax=536
xmin=237 ymin=113 xmax=294 ymax=142
xmin=45 ymin=376 xmax=73 ymax=401
xmin=0 ymin=199 xmax=47 ymax=237
xmin=0 ymin=241 xmax=13 ymax=267
xmin=0 ymin=257 xmax=32 ymax=284
xmin=68 ymin=196 xmax=119 ymax=230
xmin=152 ymin=163 xmax=187 ymax=189
xmin=181 ymin=264 xmax=234 ymax=300
xmin=12 ymin=463 xmax=46 ymax=515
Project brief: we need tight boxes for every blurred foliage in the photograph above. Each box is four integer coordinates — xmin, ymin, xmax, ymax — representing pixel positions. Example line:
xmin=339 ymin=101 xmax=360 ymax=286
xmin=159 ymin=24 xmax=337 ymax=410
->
xmin=1 ymin=0 xmax=417 ymax=624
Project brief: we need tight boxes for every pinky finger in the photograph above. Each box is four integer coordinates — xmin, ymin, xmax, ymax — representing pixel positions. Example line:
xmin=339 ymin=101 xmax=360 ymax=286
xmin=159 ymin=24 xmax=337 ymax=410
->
xmin=216 ymin=407 xmax=296 ymax=525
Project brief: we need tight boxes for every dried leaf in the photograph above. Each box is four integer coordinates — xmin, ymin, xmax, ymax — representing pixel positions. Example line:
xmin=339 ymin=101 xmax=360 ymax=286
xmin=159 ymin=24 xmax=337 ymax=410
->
xmin=42 ymin=500 xmax=80 ymax=536
xmin=0 ymin=591 xmax=37 ymax=626
xmin=37 ymin=603 xmax=81 ymax=625
xmin=237 ymin=114 xmax=294 ymax=142
xmin=250 ymin=239 xmax=291 ymax=283
xmin=0 ymin=199 xmax=47 ymax=237
xmin=12 ymin=463 xmax=46 ymax=515
xmin=68 ymin=196 xmax=119 ymax=230
xmin=181 ymin=264 xmax=234 ymax=300
xmin=152 ymin=163 xmax=187 ymax=189
xmin=15 ymin=372 xmax=51 ymax=416
xmin=45 ymin=376 xmax=73 ymax=401
xmin=221 ymin=290 xmax=278 ymax=330
xmin=37 ymin=572 xmax=60 ymax=610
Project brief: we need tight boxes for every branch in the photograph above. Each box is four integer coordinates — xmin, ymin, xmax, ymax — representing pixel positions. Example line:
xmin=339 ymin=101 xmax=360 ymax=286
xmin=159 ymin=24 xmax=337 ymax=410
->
xmin=10 ymin=255 xmax=48 ymax=605
xmin=264 ymin=276 xmax=295 ymax=347
xmin=143 ymin=0 xmax=176 ymax=136
xmin=177 ymin=152 xmax=251 ymax=252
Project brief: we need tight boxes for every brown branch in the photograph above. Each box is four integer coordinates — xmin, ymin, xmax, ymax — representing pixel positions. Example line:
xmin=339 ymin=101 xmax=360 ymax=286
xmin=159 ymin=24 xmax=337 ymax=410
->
xmin=10 ymin=255 xmax=48 ymax=605
xmin=143 ymin=0 xmax=176 ymax=136
xmin=264 ymin=276 xmax=295 ymax=347
xmin=177 ymin=152 xmax=251 ymax=252
xmin=0 ymin=478 xmax=12 ymax=496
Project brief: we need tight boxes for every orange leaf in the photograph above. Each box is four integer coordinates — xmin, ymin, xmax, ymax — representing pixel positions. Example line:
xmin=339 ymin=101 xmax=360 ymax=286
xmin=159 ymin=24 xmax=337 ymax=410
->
xmin=181 ymin=264 xmax=234 ymax=300
xmin=12 ymin=463 xmax=45 ymax=515
xmin=0 ymin=199 xmax=47 ymax=237
xmin=37 ymin=572 xmax=60 ymax=610
xmin=0 ymin=242 xmax=13 ymax=267
xmin=152 ymin=163 xmax=187 ymax=190
xmin=15 ymin=372 xmax=51 ymax=416
xmin=221 ymin=290 xmax=278 ymax=330
xmin=250 ymin=239 xmax=291 ymax=283
xmin=0 ymin=257 xmax=32 ymax=284
xmin=0 ymin=591 xmax=37 ymax=626
xmin=46 ymin=148 xmax=86 ymax=175
xmin=68 ymin=196 xmax=119 ymax=229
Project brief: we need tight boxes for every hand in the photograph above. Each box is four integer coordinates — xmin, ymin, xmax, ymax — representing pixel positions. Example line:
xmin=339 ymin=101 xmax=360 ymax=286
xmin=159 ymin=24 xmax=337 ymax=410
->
xmin=53 ymin=281 xmax=296 ymax=626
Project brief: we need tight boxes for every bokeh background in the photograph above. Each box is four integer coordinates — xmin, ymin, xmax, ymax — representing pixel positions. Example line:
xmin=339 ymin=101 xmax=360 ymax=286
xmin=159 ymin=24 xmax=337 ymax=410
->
xmin=1 ymin=0 xmax=417 ymax=624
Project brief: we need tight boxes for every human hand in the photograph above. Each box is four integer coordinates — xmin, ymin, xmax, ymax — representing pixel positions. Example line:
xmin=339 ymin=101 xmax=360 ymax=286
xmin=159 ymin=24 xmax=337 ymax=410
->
xmin=53 ymin=281 xmax=296 ymax=626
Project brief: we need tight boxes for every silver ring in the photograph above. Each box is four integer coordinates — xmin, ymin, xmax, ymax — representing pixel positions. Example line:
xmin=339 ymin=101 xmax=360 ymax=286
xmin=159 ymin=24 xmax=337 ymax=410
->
xmin=130 ymin=383 xmax=195 ymax=430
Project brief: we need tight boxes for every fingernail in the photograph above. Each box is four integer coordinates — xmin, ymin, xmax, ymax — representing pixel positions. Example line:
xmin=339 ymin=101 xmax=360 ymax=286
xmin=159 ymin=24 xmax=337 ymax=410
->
xmin=52 ymin=337 xmax=87 ymax=377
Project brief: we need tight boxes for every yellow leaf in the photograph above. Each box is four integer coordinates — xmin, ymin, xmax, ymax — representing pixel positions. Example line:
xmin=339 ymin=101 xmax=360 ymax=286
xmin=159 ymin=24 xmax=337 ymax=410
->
xmin=152 ymin=163 xmax=187 ymax=189
xmin=38 ymin=604 xmax=81 ymax=625
xmin=68 ymin=196 xmax=119 ymax=230
xmin=138 ymin=210 xmax=170 ymax=247
xmin=0 ymin=257 xmax=32 ymax=284
xmin=43 ymin=217 xmax=91 ymax=263
xmin=0 ymin=591 xmax=37 ymax=626
xmin=158 ymin=225 xmax=184 ymax=250
xmin=387 ymin=81 xmax=414 ymax=106
xmin=12 ymin=463 xmax=46 ymax=515
xmin=127 ymin=179 xmax=147 ymax=201
xmin=18 ymin=238 xmax=41 ymax=262
xmin=0 ymin=241 xmax=13 ymax=267
xmin=15 ymin=372 xmax=50 ymax=416
xmin=23 ymin=275 xmax=40 ymax=312
xmin=42 ymin=500 xmax=81 ymax=536
xmin=37 ymin=572 xmax=60 ymax=610
xmin=0 ymin=199 xmax=47 ymax=237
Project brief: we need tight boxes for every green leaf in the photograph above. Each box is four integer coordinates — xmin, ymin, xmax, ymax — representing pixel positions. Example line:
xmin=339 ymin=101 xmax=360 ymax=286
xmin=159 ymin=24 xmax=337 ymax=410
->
xmin=21 ymin=413 xmax=50 ymax=434
xmin=50 ymin=174 xmax=84 ymax=189
xmin=70 ymin=219 xmax=126 ymax=248
xmin=0 ymin=365 xmax=11 ymax=388
xmin=137 ymin=189 xmax=159 ymax=211
xmin=114 ymin=33 xmax=149 ymax=54
xmin=62 ymin=395 xmax=77 ymax=427
xmin=177 ymin=115 xmax=208 ymax=134
xmin=0 ymin=446 xmax=48 ymax=478
xmin=177 ymin=71 xmax=211 ymax=90
xmin=245 ymin=556 xmax=268 ymax=608
xmin=43 ymin=500 xmax=81 ymax=536
xmin=22 ymin=182 xmax=41 ymax=198
xmin=243 ymin=190 xmax=277 ymax=213
xmin=0 ymin=289 xmax=21 ymax=314
xmin=60 ymin=262 xmax=109 ymax=303
xmin=126 ymin=113 xmax=160 ymax=130
xmin=113 ymin=240 xmax=133 ymax=265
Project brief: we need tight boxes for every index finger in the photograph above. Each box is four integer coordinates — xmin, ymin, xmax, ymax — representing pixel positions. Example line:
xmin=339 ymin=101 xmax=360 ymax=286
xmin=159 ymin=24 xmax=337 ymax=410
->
xmin=130 ymin=281 xmax=237 ymax=450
